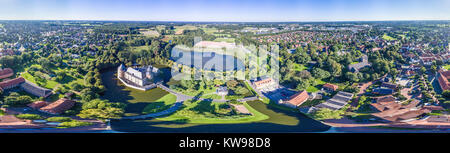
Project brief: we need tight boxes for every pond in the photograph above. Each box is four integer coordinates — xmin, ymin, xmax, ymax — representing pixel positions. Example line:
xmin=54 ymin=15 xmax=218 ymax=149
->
xmin=102 ymin=69 xmax=330 ymax=133
xmin=171 ymin=47 xmax=245 ymax=71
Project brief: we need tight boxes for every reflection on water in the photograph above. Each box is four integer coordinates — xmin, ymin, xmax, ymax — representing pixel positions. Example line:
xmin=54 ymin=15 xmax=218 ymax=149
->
xmin=171 ymin=48 xmax=245 ymax=71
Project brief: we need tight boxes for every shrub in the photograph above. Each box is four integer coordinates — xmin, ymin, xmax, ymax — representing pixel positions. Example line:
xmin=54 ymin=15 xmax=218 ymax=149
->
xmin=59 ymin=120 xmax=93 ymax=128
xmin=16 ymin=114 xmax=43 ymax=120
xmin=46 ymin=117 xmax=72 ymax=122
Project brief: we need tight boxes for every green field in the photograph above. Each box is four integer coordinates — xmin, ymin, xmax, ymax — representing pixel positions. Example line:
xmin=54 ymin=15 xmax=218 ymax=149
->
xmin=213 ymin=38 xmax=235 ymax=43
xmin=20 ymin=64 xmax=85 ymax=90
xmin=174 ymin=25 xmax=198 ymax=35
xmin=201 ymin=27 xmax=219 ymax=34
xmin=142 ymin=94 xmax=178 ymax=114
xmin=157 ymin=100 xmax=270 ymax=124
xmin=444 ymin=64 xmax=450 ymax=70
xmin=382 ymin=33 xmax=397 ymax=41
xmin=293 ymin=63 xmax=308 ymax=72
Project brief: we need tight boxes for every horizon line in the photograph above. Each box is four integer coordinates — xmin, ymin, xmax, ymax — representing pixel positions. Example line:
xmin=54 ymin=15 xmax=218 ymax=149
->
xmin=1 ymin=19 xmax=450 ymax=23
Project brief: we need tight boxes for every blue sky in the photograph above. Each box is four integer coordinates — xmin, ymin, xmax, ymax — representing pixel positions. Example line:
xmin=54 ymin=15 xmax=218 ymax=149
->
xmin=0 ymin=0 xmax=449 ymax=21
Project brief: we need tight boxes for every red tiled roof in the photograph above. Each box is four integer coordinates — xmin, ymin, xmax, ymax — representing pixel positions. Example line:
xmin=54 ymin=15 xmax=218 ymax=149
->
xmin=376 ymin=96 xmax=396 ymax=104
xmin=323 ymin=83 xmax=338 ymax=91
xmin=0 ymin=68 xmax=13 ymax=79
xmin=285 ymin=90 xmax=309 ymax=106
xmin=254 ymin=78 xmax=274 ymax=88
xmin=40 ymin=98 xmax=75 ymax=114
xmin=438 ymin=70 xmax=450 ymax=91
xmin=27 ymin=101 xmax=48 ymax=109
xmin=422 ymin=105 xmax=445 ymax=111
xmin=0 ymin=77 xmax=25 ymax=90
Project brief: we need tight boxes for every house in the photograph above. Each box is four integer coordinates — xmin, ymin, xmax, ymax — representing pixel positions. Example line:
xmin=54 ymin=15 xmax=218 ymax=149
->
xmin=404 ymin=70 xmax=415 ymax=77
xmin=348 ymin=55 xmax=371 ymax=72
xmin=437 ymin=70 xmax=450 ymax=91
xmin=316 ymin=91 xmax=354 ymax=111
xmin=216 ymin=86 xmax=228 ymax=96
xmin=422 ymin=105 xmax=445 ymax=111
xmin=427 ymin=115 xmax=450 ymax=123
xmin=39 ymin=98 xmax=76 ymax=115
xmin=27 ymin=101 xmax=49 ymax=109
xmin=376 ymin=95 xmax=396 ymax=104
xmin=371 ymin=99 xmax=424 ymax=122
xmin=381 ymin=82 xmax=398 ymax=90
xmin=253 ymin=78 xmax=277 ymax=92
xmin=372 ymin=88 xmax=394 ymax=95
xmin=280 ymin=90 xmax=309 ymax=108
xmin=0 ymin=68 xmax=14 ymax=79
xmin=0 ymin=77 xmax=25 ymax=91
xmin=322 ymin=83 xmax=338 ymax=92
xmin=370 ymin=96 xmax=400 ymax=112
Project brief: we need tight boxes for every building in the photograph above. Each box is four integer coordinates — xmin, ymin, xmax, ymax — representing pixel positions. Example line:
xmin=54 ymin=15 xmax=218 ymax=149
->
xmin=0 ymin=77 xmax=52 ymax=98
xmin=0 ymin=68 xmax=14 ymax=79
xmin=381 ymin=82 xmax=398 ymax=90
xmin=348 ymin=55 xmax=371 ymax=72
xmin=216 ymin=86 xmax=228 ymax=96
xmin=0 ymin=77 xmax=25 ymax=91
xmin=27 ymin=101 xmax=49 ymax=109
xmin=371 ymin=100 xmax=425 ymax=122
xmin=316 ymin=91 xmax=354 ymax=111
xmin=253 ymin=78 xmax=278 ymax=92
xmin=20 ymin=81 xmax=53 ymax=98
xmin=372 ymin=88 xmax=394 ymax=95
xmin=280 ymin=90 xmax=309 ymax=108
xmin=322 ymin=83 xmax=338 ymax=92
xmin=370 ymin=96 xmax=400 ymax=112
xmin=40 ymin=98 xmax=76 ymax=115
xmin=437 ymin=70 xmax=450 ymax=91
xmin=376 ymin=95 xmax=396 ymax=104
xmin=427 ymin=115 xmax=450 ymax=123
xmin=118 ymin=64 xmax=160 ymax=87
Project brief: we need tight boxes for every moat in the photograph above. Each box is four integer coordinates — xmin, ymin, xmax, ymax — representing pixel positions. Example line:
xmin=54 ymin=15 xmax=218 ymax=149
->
xmin=101 ymin=70 xmax=330 ymax=133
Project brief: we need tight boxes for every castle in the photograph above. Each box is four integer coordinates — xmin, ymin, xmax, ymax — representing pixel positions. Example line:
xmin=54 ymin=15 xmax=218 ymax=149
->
xmin=117 ymin=64 xmax=160 ymax=87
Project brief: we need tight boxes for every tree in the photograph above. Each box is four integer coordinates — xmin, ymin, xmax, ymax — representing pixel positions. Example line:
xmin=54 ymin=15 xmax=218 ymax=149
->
xmin=78 ymin=99 xmax=125 ymax=120
xmin=443 ymin=90 xmax=450 ymax=99
xmin=312 ymin=68 xmax=331 ymax=79
xmin=345 ymin=72 xmax=359 ymax=82
xmin=311 ymin=108 xmax=345 ymax=120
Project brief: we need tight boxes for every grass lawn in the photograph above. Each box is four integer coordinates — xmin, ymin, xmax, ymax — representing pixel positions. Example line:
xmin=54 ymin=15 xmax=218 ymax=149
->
xmin=306 ymin=79 xmax=326 ymax=93
xmin=174 ymin=25 xmax=198 ymax=35
xmin=306 ymin=86 xmax=319 ymax=92
xmin=293 ymin=63 xmax=308 ymax=72
xmin=214 ymin=38 xmax=235 ymax=43
xmin=138 ymin=29 xmax=160 ymax=37
xmin=201 ymin=27 xmax=218 ymax=34
xmin=129 ymin=46 xmax=150 ymax=53
xmin=157 ymin=100 xmax=269 ymax=124
xmin=20 ymin=72 xmax=59 ymax=89
xmin=444 ymin=64 xmax=450 ymax=70
xmin=382 ymin=33 xmax=397 ymax=41
xmin=299 ymin=99 xmax=324 ymax=108
xmin=142 ymin=94 xmax=178 ymax=114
